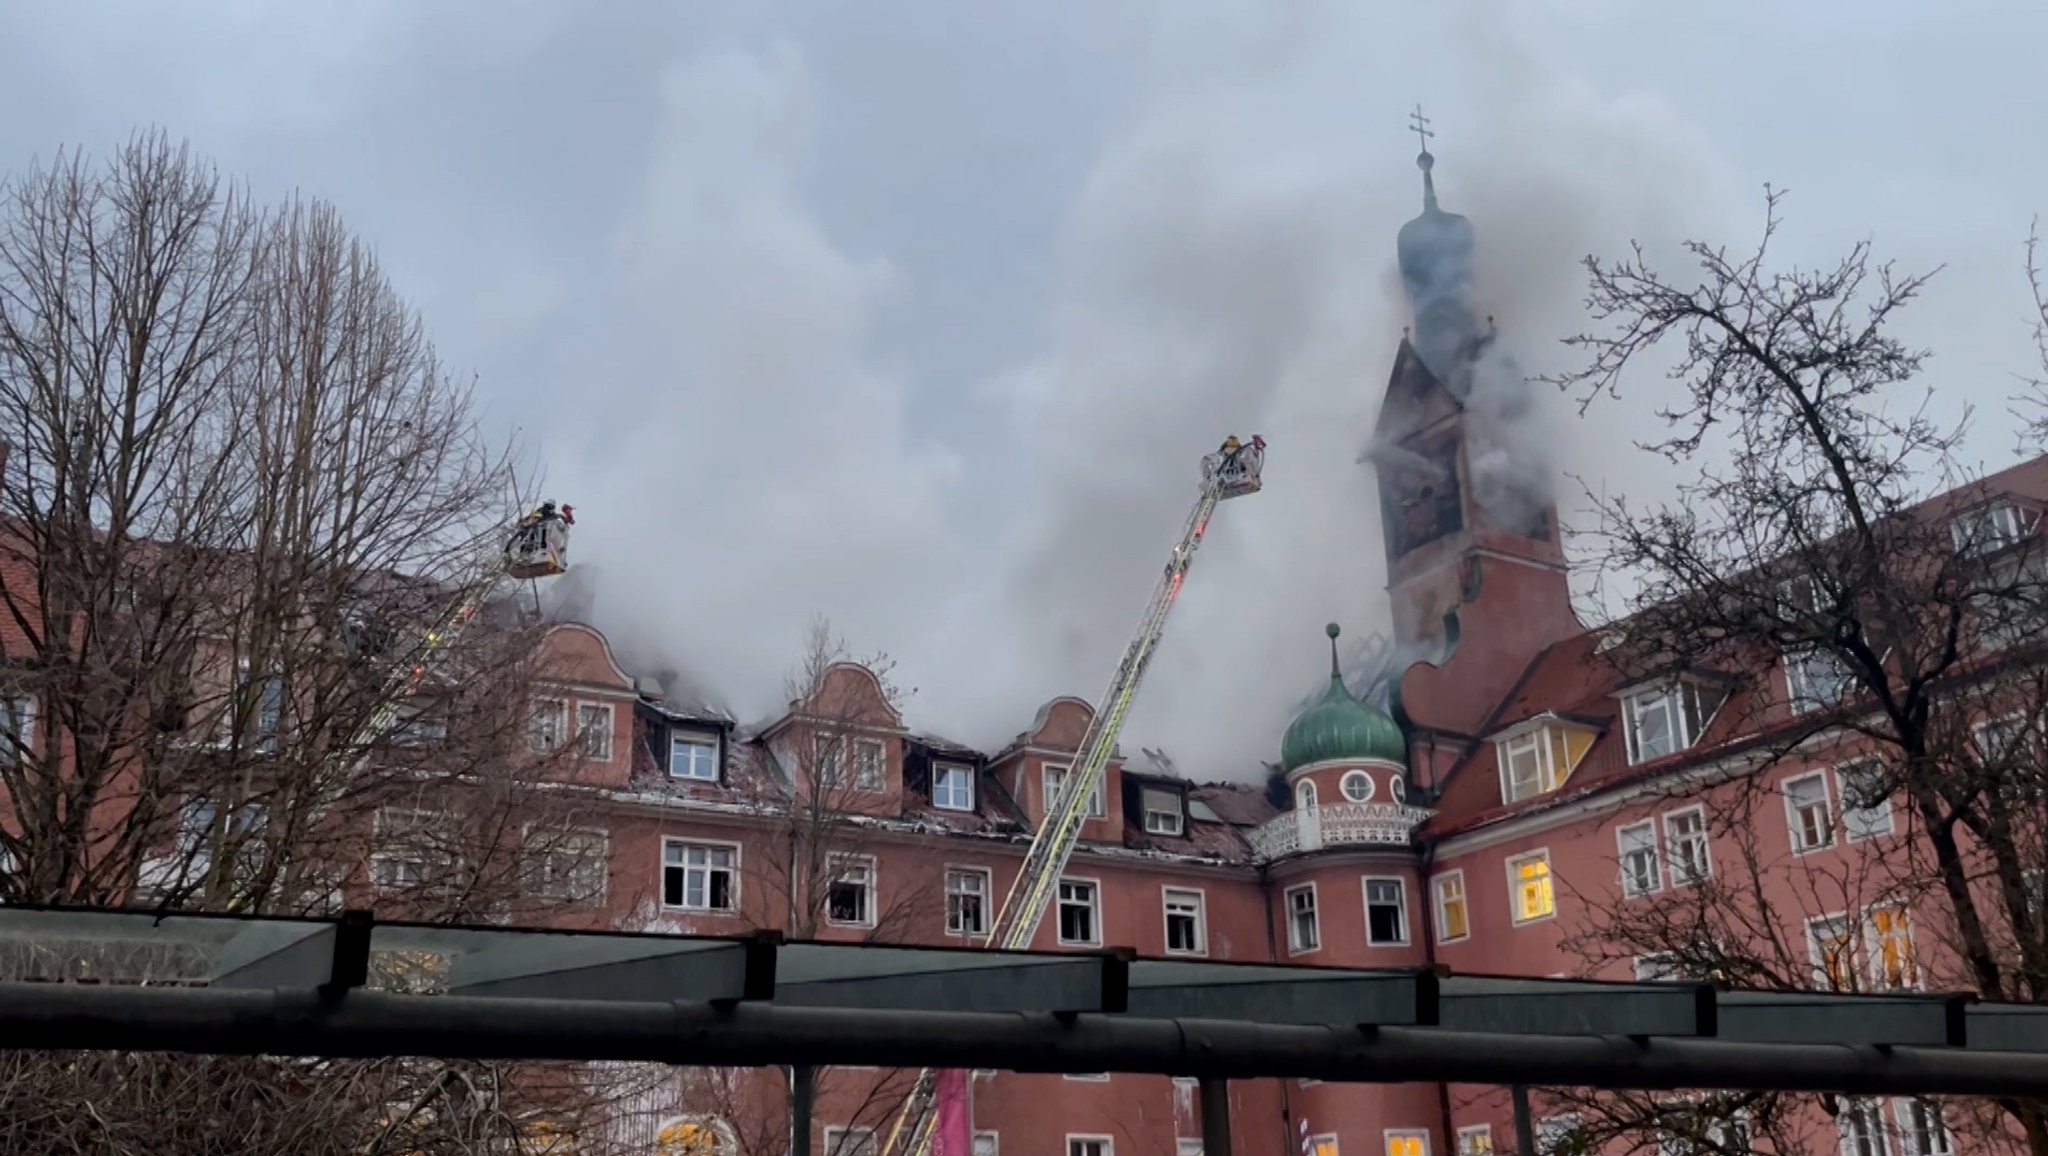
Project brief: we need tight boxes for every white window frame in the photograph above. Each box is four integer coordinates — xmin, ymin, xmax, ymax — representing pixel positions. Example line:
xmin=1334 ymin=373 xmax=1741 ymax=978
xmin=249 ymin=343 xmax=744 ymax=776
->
xmin=1044 ymin=763 xmax=1106 ymax=819
xmin=1785 ymin=648 xmax=1856 ymax=714
xmin=523 ymin=824 xmax=610 ymax=905
xmin=1178 ymin=1142 xmax=1204 ymax=1156
xmin=574 ymin=701 xmax=615 ymax=760
xmin=661 ymin=837 xmax=740 ymax=914
xmin=853 ymin=738 xmax=886 ymax=791
xmin=1285 ymin=882 xmax=1321 ymax=955
xmin=1063 ymin=1072 xmax=1111 ymax=1082
xmin=1066 ymin=1137 xmax=1113 ymax=1156
xmin=1662 ymin=805 xmax=1712 ymax=886
xmin=1836 ymin=758 xmax=1894 ymax=841
xmin=1893 ymin=1098 xmax=1951 ymax=1156
xmin=1162 ymin=886 xmax=1207 ymax=956
xmin=1384 ymin=1130 xmax=1430 ymax=1156
xmin=825 ymin=1125 xmax=880 ymax=1156
xmin=1341 ymin=769 xmax=1376 ymax=802
xmin=530 ymin=696 xmax=567 ymax=754
xmin=669 ymin=732 xmax=720 ymax=781
xmin=1497 ymin=729 xmax=1551 ymax=802
xmin=932 ymin=763 xmax=976 ymax=811
xmin=1952 ymin=499 xmax=2031 ymax=555
xmin=1506 ymin=848 xmax=1557 ymax=926
xmin=944 ymin=866 xmax=991 ymax=938
xmin=1634 ymin=952 xmax=1680 ymax=982
xmin=1783 ymin=770 xmax=1835 ymax=853
xmin=1432 ymin=870 xmax=1469 ymax=944
xmin=1621 ymin=681 xmax=1713 ymax=765
xmin=824 ymin=853 xmax=877 ymax=929
xmin=1455 ymin=1126 xmax=1494 ymax=1156
xmin=1838 ymin=1096 xmax=1890 ymax=1156
xmin=1617 ymin=820 xmax=1662 ymax=898
xmin=1056 ymin=877 xmax=1101 ymax=946
xmin=1807 ymin=911 xmax=1857 ymax=990
xmin=1867 ymin=904 xmax=1919 ymax=992
xmin=1142 ymin=785 xmax=1184 ymax=836
xmin=973 ymin=1132 xmax=999 ymax=1156
xmin=1362 ymin=875 xmax=1409 ymax=946
xmin=1307 ymin=1134 xmax=1340 ymax=1156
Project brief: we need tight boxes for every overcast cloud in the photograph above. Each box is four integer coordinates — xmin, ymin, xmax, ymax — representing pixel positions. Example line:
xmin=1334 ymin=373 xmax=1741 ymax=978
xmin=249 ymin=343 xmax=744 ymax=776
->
xmin=4 ymin=0 xmax=2042 ymax=779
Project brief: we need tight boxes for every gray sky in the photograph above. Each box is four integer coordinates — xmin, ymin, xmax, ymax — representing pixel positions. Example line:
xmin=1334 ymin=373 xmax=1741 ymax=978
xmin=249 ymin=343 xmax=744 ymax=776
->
xmin=5 ymin=0 xmax=2042 ymax=779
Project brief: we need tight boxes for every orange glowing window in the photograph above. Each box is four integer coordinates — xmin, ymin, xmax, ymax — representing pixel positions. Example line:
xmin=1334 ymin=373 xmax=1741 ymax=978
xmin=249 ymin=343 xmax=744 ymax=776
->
xmin=1870 ymin=906 xmax=1917 ymax=990
xmin=1809 ymin=916 xmax=1857 ymax=990
xmin=1509 ymin=853 xmax=1555 ymax=923
xmin=1386 ymin=1133 xmax=1429 ymax=1156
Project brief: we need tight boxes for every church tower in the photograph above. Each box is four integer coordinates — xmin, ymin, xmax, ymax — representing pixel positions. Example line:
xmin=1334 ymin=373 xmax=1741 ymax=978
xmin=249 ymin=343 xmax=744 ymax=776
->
xmin=1370 ymin=115 xmax=1582 ymax=737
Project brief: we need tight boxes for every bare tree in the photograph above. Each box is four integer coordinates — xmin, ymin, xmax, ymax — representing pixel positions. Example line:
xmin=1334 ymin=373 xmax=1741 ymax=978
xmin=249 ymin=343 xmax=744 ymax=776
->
xmin=0 ymin=130 xmax=647 ymax=1154
xmin=1523 ymin=188 xmax=2048 ymax=1155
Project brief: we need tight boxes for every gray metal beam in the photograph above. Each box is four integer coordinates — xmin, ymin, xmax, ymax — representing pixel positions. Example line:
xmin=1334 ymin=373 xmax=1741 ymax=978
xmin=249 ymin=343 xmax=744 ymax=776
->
xmin=771 ymin=943 xmax=1121 ymax=1015
xmin=1126 ymin=962 xmax=1436 ymax=1027
xmin=1715 ymin=991 xmax=1966 ymax=1047
xmin=212 ymin=923 xmax=340 ymax=990
xmin=1438 ymin=977 xmax=1714 ymax=1038
xmin=12 ymin=983 xmax=2048 ymax=1097
xmin=1965 ymin=1004 xmax=2048 ymax=1053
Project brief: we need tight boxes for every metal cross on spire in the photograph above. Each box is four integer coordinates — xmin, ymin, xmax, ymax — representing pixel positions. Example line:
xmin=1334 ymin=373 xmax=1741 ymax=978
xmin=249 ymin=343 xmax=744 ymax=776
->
xmin=1408 ymin=104 xmax=1434 ymax=154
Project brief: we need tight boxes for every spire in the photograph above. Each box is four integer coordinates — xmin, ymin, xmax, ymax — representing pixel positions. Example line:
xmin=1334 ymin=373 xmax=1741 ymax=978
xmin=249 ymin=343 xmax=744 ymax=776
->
xmin=1409 ymin=104 xmax=1438 ymax=213
xmin=1326 ymin=622 xmax=1343 ymax=681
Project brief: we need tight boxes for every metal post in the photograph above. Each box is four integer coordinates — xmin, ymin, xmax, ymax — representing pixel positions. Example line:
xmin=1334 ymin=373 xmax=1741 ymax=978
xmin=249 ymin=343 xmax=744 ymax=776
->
xmin=1511 ymin=1084 xmax=1536 ymax=1156
xmin=1199 ymin=1077 xmax=1232 ymax=1156
xmin=792 ymin=1065 xmax=816 ymax=1156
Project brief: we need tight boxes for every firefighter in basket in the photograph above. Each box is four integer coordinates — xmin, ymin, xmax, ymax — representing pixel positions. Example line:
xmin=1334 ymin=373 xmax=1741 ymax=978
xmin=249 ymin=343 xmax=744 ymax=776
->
xmin=504 ymin=500 xmax=575 ymax=580
xmin=1201 ymin=434 xmax=1266 ymax=496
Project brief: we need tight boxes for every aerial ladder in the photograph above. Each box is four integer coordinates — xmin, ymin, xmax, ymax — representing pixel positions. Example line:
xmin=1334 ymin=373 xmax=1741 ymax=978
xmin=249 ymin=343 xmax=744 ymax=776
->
xmin=878 ymin=436 xmax=1266 ymax=1156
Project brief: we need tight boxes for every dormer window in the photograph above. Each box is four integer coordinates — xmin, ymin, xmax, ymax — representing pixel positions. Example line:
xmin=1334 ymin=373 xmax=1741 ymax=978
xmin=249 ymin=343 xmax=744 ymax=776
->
xmin=932 ymin=763 xmax=975 ymax=811
xmin=1952 ymin=500 xmax=2033 ymax=556
xmin=1493 ymin=717 xmax=1596 ymax=804
xmin=670 ymin=732 xmax=720 ymax=781
xmin=1141 ymin=786 xmax=1183 ymax=836
xmin=1785 ymin=649 xmax=1856 ymax=714
xmin=1044 ymin=763 xmax=1105 ymax=819
xmin=1621 ymin=681 xmax=1719 ymax=765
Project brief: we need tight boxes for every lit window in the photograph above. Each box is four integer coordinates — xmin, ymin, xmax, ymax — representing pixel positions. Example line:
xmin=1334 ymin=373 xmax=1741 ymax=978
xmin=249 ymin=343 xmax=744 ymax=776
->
xmin=530 ymin=698 xmax=567 ymax=753
xmin=1508 ymin=851 xmax=1555 ymax=923
xmin=1433 ymin=872 xmax=1469 ymax=943
xmin=1286 ymin=884 xmax=1320 ymax=953
xmin=933 ymin=764 xmax=975 ymax=811
xmin=1618 ymin=821 xmax=1661 ymax=897
xmin=1142 ymin=786 xmax=1184 ymax=836
xmin=1662 ymin=808 xmax=1711 ymax=885
xmin=657 ymin=1117 xmax=735 ymax=1156
xmin=945 ymin=868 xmax=990 ymax=937
xmin=1621 ymin=683 xmax=1714 ymax=765
xmin=1838 ymin=1098 xmax=1888 ymax=1156
xmin=1783 ymin=773 xmax=1834 ymax=852
xmin=1057 ymin=879 xmax=1099 ymax=945
xmin=1164 ymin=888 xmax=1206 ymax=955
xmin=1364 ymin=877 xmax=1408 ymax=945
xmin=1870 ymin=906 xmax=1917 ymax=991
xmin=1455 ymin=1127 xmax=1493 ymax=1156
xmin=1896 ymin=1099 xmax=1951 ymax=1156
xmin=670 ymin=734 xmax=719 ymax=781
xmin=1785 ymin=649 xmax=1856 ymax=714
xmin=825 ymin=856 xmax=875 ymax=927
xmin=1045 ymin=764 xmax=1105 ymax=818
xmin=574 ymin=703 xmax=614 ymax=760
xmin=1309 ymin=1137 xmax=1339 ymax=1156
xmin=1342 ymin=770 xmax=1375 ymax=802
xmin=1808 ymin=914 xmax=1857 ymax=990
xmin=662 ymin=840 xmax=737 ymax=912
xmin=1838 ymin=759 xmax=1894 ymax=841
xmin=1386 ymin=1132 xmax=1428 ymax=1156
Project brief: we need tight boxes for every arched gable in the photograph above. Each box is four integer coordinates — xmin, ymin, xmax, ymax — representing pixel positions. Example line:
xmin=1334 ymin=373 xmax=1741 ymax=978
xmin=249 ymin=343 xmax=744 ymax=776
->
xmin=540 ymin=622 xmax=635 ymax=691
xmin=1025 ymin=696 xmax=1095 ymax=751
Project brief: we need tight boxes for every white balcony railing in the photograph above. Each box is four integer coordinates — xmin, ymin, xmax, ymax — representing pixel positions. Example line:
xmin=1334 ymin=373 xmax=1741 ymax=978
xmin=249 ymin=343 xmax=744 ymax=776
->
xmin=1247 ymin=802 xmax=1434 ymax=860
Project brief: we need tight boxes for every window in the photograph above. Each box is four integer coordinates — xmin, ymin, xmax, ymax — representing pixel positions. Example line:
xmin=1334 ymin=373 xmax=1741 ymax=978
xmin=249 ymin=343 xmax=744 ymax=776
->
xmin=1809 ymin=913 xmax=1857 ymax=990
xmin=1308 ymin=1137 xmax=1339 ymax=1156
xmin=826 ymin=1127 xmax=879 ymax=1156
xmin=816 ymin=734 xmax=884 ymax=790
xmin=1064 ymin=1072 xmax=1110 ymax=1082
xmin=933 ymin=763 xmax=975 ymax=811
xmin=1296 ymin=780 xmax=1318 ymax=809
xmin=390 ymin=701 xmax=446 ymax=745
xmin=662 ymin=840 xmax=737 ymax=912
xmin=670 ymin=734 xmax=720 ymax=781
xmin=826 ymin=855 xmax=875 ymax=927
xmin=945 ymin=868 xmax=990 ymax=937
xmin=371 ymin=806 xmax=452 ymax=894
xmin=1952 ymin=499 xmax=2030 ymax=555
xmin=1386 ymin=1133 xmax=1428 ymax=1156
xmin=1390 ymin=774 xmax=1407 ymax=803
xmin=1179 ymin=1142 xmax=1203 ymax=1156
xmin=1786 ymin=648 xmax=1856 ymax=714
xmin=974 ymin=1134 xmax=999 ymax=1156
xmin=1163 ymin=887 xmax=1206 ymax=955
xmin=1635 ymin=953 xmax=1680 ymax=982
xmin=1784 ymin=772 xmax=1834 ymax=852
xmin=1838 ymin=1097 xmax=1890 ymax=1156
xmin=575 ymin=703 xmax=614 ymax=760
xmin=1895 ymin=1099 xmax=1951 ymax=1156
xmin=1499 ymin=731 xmax=1548 ymax=802
xmin=1364 ymin=877 xmax=1408 ymax=945
xmin=1433 ymin=872 xmax=1469 ymax=943
xmin=854 ymin=739 xmax=885 ymax=790
xmin=1508 ymin=851 xmax=1555 ymax=924
xmin=530 ymin=698 xmax=566 ymax=753
xmin=1341 ymin=770 xmax=1375 ymax=802
xmin=1663 ymin=807 xmax=1711 ymax=885
xmin=1068 ymin=1139 xmax=1112 ymax=1156
xmin=527 ymin=828 xmax=609 ymax=903
xmin=1869 ymin=905 xmax=1917 ymax=991
xmin=1286 ymin=884 xmax=1320 ymax=953
xmin=0 ymin=694 xmax=34 ymax=767
xmin=1534 ymin=1117 xmax=1580 ymax=1156
xmin=1142 ymin=786 xmax=1184 ymax=836
xmin=1455 ymin=1127 xmax=1493 ymax=1156
xmin=1618 ymin=821 xmax=1661 ymax=897
xmin=1837 ymin=759 xmax=1894 ymax=841
xmin=1622 ymin=682 xmax=1713 ymax=765
xmin=1044 ymin=764 xmax=1105 ymax=818
xmin=1057 ymin=879 xmax=1099 ymax=945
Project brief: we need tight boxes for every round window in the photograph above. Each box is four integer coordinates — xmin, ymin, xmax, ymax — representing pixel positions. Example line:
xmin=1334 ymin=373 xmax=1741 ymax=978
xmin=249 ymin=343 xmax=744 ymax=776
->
xmin=1389 ymin=774 xmax=1407 ymax=803
xmin=1340 ymin=770 xmax=1375 ymax=803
